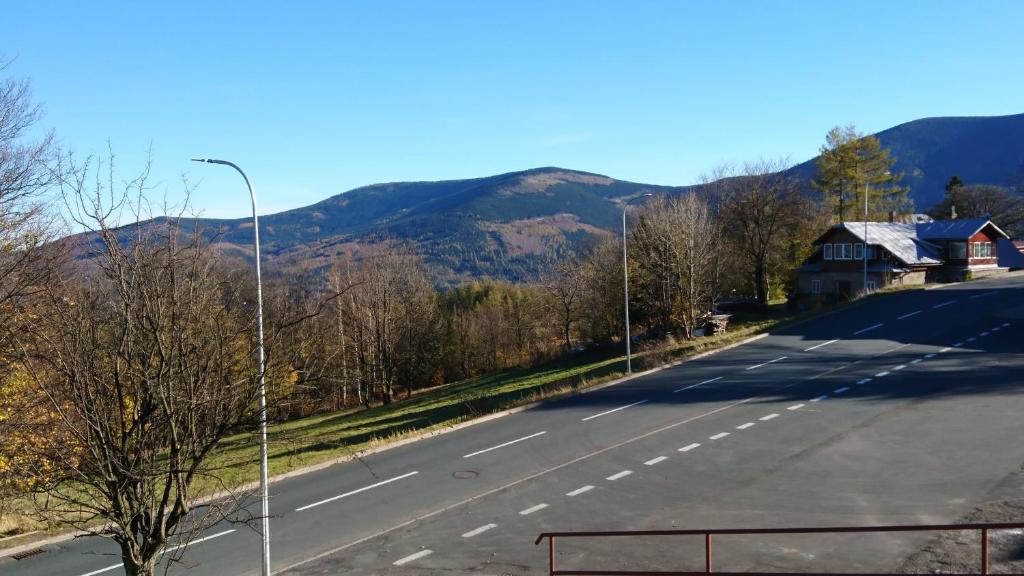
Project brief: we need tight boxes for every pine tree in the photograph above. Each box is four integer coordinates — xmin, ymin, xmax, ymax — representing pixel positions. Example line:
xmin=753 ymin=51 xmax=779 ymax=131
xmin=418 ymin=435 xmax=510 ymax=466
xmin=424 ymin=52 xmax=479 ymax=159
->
xmin=813 ymin=125 xmax=911 ymax=222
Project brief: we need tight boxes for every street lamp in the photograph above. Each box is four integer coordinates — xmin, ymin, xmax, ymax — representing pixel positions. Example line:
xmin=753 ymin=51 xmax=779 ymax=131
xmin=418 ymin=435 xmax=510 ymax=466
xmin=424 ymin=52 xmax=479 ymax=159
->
xmin=863 ymin=170 xmax=890 ymax=296
xmin=622 ymin=193 xmax=653 ymax=374
xmin=191 ymin=158 xmax=271 ymax=576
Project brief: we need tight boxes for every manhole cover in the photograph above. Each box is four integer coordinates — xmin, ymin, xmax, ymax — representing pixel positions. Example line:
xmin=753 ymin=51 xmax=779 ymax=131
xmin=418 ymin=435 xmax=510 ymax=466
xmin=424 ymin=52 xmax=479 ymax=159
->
xmin=452 ymin=470 xmax=479 ymax=479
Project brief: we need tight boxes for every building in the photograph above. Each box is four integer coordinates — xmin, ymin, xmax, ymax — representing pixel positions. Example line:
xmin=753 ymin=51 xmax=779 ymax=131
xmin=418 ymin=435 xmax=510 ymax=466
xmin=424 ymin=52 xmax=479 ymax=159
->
xmin=797 ymin=218 xmax=1010 ymax=300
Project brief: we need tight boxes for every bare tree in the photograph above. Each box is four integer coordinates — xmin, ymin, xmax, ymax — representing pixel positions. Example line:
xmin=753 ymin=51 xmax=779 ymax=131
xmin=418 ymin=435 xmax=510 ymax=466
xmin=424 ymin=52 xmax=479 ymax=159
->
xmin=14 ymin=158 xmax=269 ymax=576
xmin=631 ymin=193 xmax=720 ymax=339
xmin=543 ymin=253 xmax=586 ymax=350
xmin=718 ymin=160 xmax=803 ymax=306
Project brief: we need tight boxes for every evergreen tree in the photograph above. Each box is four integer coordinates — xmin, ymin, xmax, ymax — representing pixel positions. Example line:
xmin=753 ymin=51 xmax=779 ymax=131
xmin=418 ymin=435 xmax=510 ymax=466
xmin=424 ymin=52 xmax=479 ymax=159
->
xmin=813 ymin=125 xmax=911 ymax=222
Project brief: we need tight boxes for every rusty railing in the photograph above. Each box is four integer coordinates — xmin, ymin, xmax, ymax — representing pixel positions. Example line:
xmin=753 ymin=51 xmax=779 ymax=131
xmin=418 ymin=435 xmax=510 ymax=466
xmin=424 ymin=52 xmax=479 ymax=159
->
xmin=534 ymin=522 xmax=1024 ymax=576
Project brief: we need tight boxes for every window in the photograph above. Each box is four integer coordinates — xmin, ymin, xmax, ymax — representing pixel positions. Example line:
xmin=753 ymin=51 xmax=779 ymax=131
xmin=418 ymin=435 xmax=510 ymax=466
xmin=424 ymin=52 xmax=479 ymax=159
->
xmin=854 ymin=243 xmax=864 ymax=260
xmin=972 ymin=241 xmax=993 ymax=258
xmin=837 ymin=243 xmax=852 ymax=260
xmin=811 ymin=279 xmax=821 ymax=294
xmin=823 ymin=244 xmax=833 ymax=260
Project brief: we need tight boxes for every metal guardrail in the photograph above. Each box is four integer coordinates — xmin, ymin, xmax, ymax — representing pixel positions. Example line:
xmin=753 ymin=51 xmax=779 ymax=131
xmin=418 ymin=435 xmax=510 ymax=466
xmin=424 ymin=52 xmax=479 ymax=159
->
xmin=535 ymin=522 xmax=1024 ymax=575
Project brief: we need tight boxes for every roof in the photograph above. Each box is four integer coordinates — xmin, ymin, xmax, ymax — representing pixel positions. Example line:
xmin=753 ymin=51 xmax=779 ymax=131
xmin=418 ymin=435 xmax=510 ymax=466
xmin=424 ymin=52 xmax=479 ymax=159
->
xmin=998 ymin=238 xmax=1024 ymax=269
xmin=837 ymin=222 xmax=943 ymax=266
xmin=916 ymin=218 xmax=1010 ymax=240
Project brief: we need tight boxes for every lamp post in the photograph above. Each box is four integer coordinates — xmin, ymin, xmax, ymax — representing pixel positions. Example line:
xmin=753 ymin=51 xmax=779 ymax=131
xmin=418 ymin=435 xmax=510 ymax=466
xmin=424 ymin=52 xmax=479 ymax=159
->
xmin=863 ymin=179 xmax=869 ymax=296
xmin=191 ymin=158 xmax=271 ymax=576
xmin=622 ymin=193 xmax=653 ymax=374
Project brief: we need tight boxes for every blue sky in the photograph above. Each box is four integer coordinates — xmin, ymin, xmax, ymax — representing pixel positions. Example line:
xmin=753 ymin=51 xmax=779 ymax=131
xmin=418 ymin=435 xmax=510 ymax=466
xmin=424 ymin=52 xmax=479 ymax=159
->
xmin=6 ymin=1 xmax=1023 ymax=219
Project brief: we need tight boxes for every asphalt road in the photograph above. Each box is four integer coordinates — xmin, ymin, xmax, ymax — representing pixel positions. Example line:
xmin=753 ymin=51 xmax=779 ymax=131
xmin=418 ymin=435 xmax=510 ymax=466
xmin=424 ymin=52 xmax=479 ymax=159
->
xmin=4 ymin=274 xmax=1024 ymax=575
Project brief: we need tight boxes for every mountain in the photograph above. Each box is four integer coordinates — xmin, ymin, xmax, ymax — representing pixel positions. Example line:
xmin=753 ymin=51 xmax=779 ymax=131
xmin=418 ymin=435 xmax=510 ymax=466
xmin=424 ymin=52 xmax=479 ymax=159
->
xmin=788 ymin=113 xmax=1024 ymax=210
xmin=184 ymin=167 xmax=683 ymax=285
xmin=84 ymin=114 xmax=1024 ymax=285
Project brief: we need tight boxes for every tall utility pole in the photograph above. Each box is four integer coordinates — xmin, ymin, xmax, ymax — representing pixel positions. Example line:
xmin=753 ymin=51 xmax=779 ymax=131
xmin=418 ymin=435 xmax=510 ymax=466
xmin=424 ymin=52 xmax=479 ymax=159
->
xmin=622 ymin=193 xmax=653 ymax=374
xmin=863 ymin=179 xmax=869 ymax=296
xmin=191 ymin=158 xmax=271 ymax=576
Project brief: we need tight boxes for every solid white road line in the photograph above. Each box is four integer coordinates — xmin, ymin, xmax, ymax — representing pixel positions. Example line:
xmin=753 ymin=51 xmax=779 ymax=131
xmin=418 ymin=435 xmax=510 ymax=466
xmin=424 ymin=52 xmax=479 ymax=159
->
xmin=297 ymin=471 xmax=420 ymax=511
xmin=746 ymin=356 xmax=787 ymax=370
xmin=674 ymin=376 xmax=722 ymax=393
xmin=833 ymin=387 xmax=850 ymax=394
xmin=759 ymin=413 xmax=779 ymax=421
xmin=853 ymin=323 xmax=884 ymax=335
xmin=892 ymin=364 xmax=907 ymax=371
xmin=736 ymin=422 xmax=755 ymax=430
xmin=678 ymin=443 xmax=701 ymax=452
xmin=932 ymin=300 xmax=956 ymax=309
xmin=897 ymin=310 xmax=921 ymax=320
xmin=969 ymin=291 xmax=997 ymax=299
xmin=582 ymin=400 xmax=649 ymax=421
xmin=787 ymin=403 xmax=805 ymax=410
xmin=80 ymin=530 xmax=238 ymax=576
xmin=875 ymin=371 xmax=890 ymax=377
xmin=606 ymin=470 xmax=633 ymax=481
xmin=709 ymin=432 xmax=730 ymax=440
xmin=644 ymin=456 xmax=669 ymax=465
xmin=519 ymin=503 xmax=549 ymax=515
xmin=804 ymin=339 xmax=839 ymax=351
xmin=910 ymin=359 xmax=922 ymax=364
xmin=394 ymin=550 xmax=433 ymax=566
xmin=567 ymin=485 xmax=595 ymax=496
xmin=856 ymin=378 xmax=872 ymax=385
xmin=462 ymin=524 xmax=498 ymax=538
xmin=463 ymin=431 xmax=547 ymax=458
xmin=939 ymin=347 xmax=952 ymax=353
xmin=810 ymin=395 xmax=828 ymax=402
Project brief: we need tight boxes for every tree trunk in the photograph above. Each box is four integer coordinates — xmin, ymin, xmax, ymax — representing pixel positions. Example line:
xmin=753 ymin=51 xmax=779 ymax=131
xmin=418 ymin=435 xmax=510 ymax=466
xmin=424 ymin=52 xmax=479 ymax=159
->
xmin=754 ymin=260 xmax=768 ymax=306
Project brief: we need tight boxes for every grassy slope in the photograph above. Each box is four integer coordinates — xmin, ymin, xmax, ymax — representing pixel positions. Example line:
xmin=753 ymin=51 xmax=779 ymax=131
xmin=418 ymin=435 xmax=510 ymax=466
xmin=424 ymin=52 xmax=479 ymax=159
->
xmin=0 ymin=298 xmax=854 ymax=545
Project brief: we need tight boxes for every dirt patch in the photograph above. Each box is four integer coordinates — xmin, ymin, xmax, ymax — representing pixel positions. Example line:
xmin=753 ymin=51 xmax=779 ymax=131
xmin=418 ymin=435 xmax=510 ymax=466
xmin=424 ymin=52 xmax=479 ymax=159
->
xmin=898 ymin=500 xmax=1024 ymax=574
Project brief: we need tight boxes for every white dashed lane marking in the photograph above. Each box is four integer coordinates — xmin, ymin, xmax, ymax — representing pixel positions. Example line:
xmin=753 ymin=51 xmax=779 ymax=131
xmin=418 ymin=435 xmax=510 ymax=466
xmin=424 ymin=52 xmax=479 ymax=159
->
xmin=875 ymin=371 xmax=890 ymax=377
xmin=566 ymin=485 xmax=594 ymax=497
xmin=932 ymin=300 xmax=956 ymax=309
xmin=804 ymin=339 xmax=839 ymax=352
xmin=968 ymin=291 xmax=997 ymax=299
xmin=462 ymin=524 xmax=497 ymax=538
xmin=853 ymin=323 xmax=884 ymax=335
xmin=296 ymin=471 xmax=420 ymax=511
xmin=519 ymin=503 xmax=548 ymax=515
xmin=833 ymin=387 xmax=849 ymax=394
xmin=897 ymin=310 xmax=921 ymax=320
xmin=674 ymin=376 xmax=721 ymax=393
xmin=644 ymin=456 xmax=669 ymax=466
xmin=892 ymin=365 xmax=906 ymax=371
xmin=925 ymin=353 xmax=937 ymax=358
xmin=709 ymin=432 xmax=730 ymax=440
xmin=746 ymin=356 xmax=787 ymax=370
xmin=1002 ymin=322 xmax=1011 ymax=327
xmin=463 ymin=432 xmax=547 ymax=458
xmin=810 ymin=395 xmax=828 ymax=402
xmin=787 ymin=403 xmax=805 ymax=410
xmin=678 ymin=443 xmax=701 ymax=452
xmin=759 ymin=414 xmax=779 ymax=421
xmin=606 ymin=470 xmax=633 ymax=481
xmin=939 ymin=347 xmax=951 ymax=353
xmin=966 ymin=336 xmax=977 ymax=342
xmin=856 ymin=378 xmax=871 ymax=385
xmin=910 ymin=359 xmax=922 ymax=364
xmin=582 ymin=400 xmax=648 ymax=422
xmin=980 ymin=331 xmax=990 ymax=337
xmin=736 ymin=422 xmax=756 ymax=430
xmin=394 ymin=550 xmax=433 ymax=566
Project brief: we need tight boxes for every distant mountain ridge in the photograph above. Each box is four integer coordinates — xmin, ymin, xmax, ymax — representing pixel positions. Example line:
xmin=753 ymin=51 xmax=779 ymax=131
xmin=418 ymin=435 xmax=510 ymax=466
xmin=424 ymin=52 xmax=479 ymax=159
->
xmin=788 ymin=112 xmax=1024 ymax=209
xmin=91 ymin=113 xmax=1024 ymax=285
